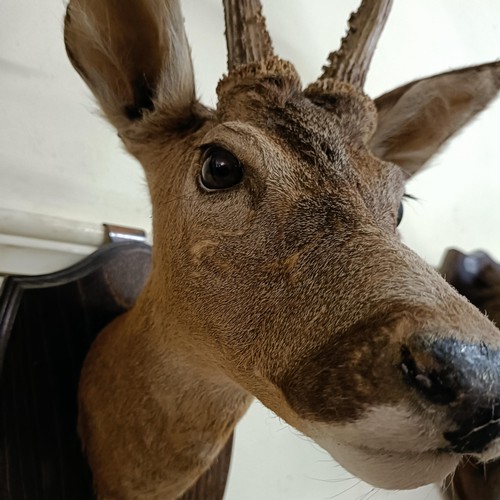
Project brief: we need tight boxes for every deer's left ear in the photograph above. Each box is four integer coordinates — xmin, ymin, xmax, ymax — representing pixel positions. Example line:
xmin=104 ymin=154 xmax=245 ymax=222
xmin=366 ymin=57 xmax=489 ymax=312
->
xmin=64 ymin=0 xmax=196 ymax=132
xmin=370 ymin=62 xmax=500 ymax=177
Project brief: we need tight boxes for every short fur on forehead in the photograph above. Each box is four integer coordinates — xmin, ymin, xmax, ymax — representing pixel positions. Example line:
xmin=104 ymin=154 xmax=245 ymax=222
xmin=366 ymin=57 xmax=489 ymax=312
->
xmin=216 ymin=57 xmax=377 ymax=147
xmin=216 ymin=56 xmax=302 ymax=115
xmin=305 ymin=79 xmax=378 ymax=144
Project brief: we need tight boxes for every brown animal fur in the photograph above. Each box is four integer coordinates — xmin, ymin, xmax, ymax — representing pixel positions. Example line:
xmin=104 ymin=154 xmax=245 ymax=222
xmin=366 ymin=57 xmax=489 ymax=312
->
xmin=64 ymin=0 xmax=500 ymax=498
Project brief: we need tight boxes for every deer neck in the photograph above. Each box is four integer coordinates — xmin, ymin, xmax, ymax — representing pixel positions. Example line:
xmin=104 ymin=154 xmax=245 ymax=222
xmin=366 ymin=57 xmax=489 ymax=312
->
xmin=79 ymin=280 xmax=252 ymax=498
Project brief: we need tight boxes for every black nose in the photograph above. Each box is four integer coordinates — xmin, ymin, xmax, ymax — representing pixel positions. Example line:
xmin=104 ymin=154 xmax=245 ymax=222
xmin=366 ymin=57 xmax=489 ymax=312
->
xmin=401 ymin=338 xmax=500 ymax=453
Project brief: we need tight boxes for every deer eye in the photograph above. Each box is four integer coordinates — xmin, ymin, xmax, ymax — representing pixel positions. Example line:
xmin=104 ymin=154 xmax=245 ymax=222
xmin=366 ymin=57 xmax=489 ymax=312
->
xmin=199 ymin=147 xmax=243 ymax=191
xmin=397 ymin=202 xmax=404 ymax=226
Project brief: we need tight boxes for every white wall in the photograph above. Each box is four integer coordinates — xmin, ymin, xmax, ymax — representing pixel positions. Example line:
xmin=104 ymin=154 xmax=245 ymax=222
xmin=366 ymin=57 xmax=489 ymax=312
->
xmin=1 ymin=1 xmax=500 ymax=499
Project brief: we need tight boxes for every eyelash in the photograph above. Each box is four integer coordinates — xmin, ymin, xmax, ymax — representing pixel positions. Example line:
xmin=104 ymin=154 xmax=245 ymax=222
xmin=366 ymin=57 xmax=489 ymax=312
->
xmin=403 ymin=193 xmax=417 ymax=201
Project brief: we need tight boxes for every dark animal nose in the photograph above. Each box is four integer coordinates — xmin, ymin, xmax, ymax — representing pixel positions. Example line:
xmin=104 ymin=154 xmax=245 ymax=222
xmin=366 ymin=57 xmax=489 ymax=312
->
xmin=401 ymin=338 xmax=500 ymax=454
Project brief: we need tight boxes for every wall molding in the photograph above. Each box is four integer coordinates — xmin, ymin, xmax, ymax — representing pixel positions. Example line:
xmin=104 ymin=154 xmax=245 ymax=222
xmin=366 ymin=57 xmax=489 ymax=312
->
xmin=0 ymin=209 xmax=148 ymax=277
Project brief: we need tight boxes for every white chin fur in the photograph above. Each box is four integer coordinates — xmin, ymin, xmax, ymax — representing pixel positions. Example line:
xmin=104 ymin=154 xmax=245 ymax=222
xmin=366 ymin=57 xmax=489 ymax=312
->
xmin=299 ymin=405 xmax=461 ymax=489
xmin=320 ymin=440 xmax=460 ymax=489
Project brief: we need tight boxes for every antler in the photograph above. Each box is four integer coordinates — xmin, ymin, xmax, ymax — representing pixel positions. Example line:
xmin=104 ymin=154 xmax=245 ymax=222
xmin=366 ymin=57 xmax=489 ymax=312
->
xmin=320 ymin=0 xmax=393 ymax=88
xmin=222 ymin=0 xmax=274 ymax=70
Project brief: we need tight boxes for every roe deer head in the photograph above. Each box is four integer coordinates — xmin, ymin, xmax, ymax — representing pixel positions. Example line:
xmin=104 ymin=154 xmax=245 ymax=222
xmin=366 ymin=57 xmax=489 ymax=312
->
xmin=64 ymin=0 xmax=500 ymax=498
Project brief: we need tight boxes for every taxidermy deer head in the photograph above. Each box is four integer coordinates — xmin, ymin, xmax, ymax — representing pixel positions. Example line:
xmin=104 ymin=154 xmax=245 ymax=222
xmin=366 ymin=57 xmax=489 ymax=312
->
xmin=64 ymin=0 xmax=500 ymax=498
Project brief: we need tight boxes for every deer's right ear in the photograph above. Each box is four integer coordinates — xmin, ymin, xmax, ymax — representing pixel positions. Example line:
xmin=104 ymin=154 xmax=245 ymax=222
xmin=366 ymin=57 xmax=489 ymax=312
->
xmin=64 ymin=0 xmax=196 ymax=131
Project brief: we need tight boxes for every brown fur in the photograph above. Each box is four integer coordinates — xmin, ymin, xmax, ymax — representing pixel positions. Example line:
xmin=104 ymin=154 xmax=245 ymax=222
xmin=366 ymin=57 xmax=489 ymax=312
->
xmin=64 ymin=0 xmax=500 ymax=498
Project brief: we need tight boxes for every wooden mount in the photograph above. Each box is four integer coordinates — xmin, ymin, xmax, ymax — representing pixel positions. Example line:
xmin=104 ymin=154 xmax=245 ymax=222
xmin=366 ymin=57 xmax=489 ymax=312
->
xmin=0 ymin=242 xmax=233 ymax=500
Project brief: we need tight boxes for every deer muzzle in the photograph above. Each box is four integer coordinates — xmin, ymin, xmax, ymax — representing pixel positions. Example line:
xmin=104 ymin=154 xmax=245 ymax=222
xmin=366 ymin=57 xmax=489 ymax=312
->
xmin=402 ymin=337 xmax=500 ymax=456
xmin=270 ymin=293 xmax=500 ymax=489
